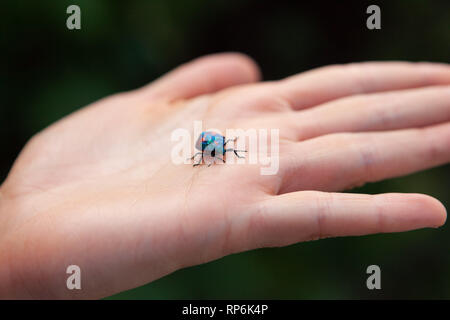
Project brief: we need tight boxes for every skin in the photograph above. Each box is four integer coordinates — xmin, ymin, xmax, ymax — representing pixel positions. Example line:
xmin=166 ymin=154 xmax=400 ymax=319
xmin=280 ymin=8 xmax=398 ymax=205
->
xmin=0 ymin=52 xmax=449 ymax=299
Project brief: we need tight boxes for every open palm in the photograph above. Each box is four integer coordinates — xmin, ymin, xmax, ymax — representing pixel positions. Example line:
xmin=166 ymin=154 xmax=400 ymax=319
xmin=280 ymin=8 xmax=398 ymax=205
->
xmin=0 ymin=53 xmax=449 ymax=298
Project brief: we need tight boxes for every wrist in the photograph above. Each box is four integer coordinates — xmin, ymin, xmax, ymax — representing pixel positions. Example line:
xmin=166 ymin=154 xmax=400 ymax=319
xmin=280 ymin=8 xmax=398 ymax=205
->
xmin=0 ymin=188 xmax=13 ymax=298
xmin=0 ymin=187 xmax=26 ymax=299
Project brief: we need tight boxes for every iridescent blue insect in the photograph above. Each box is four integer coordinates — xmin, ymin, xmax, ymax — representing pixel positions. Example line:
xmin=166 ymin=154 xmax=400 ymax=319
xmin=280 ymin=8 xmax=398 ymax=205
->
xmin=190 ymin=131 xmax=246 ymax=167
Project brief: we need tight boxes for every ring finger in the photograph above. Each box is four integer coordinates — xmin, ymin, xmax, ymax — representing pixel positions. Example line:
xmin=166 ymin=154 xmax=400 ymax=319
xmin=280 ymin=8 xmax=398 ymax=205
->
xmin=277 ymin=121 xmax=450 ymax=193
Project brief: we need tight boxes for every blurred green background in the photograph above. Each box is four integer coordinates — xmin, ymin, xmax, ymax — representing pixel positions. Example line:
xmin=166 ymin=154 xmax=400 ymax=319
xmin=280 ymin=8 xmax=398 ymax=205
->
xmin=2 ymin=0 xmax=449 ymax=299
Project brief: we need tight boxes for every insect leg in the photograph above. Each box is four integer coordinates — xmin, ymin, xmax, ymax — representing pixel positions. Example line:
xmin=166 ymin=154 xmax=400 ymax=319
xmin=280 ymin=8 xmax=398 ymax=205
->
xmin=193 ymin=153 xmax=203 ymax=167
xmin=225 ymin=148 xmax=247 ymax=159
xmin=189 ymin=152 xmax=203 ymax=160
xmin=233 ymin=150 xmax=247 ymax=158
xmin=223 ymin=137 xmax=238 ymax=146
xmin=206 ymin=156 xmax=224 ymax=167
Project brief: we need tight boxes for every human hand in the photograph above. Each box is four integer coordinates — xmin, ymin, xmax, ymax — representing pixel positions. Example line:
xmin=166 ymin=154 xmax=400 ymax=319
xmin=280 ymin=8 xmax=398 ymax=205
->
xmin=0 ymin=53 xmax=449 ymax=298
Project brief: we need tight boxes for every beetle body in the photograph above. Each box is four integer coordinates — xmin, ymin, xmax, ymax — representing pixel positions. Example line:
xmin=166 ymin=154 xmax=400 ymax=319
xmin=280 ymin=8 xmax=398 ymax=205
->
xmin=191 ymin=131 xmax=246 ymax=166
xmin=195 ymin=131 xmax=225 ymax=157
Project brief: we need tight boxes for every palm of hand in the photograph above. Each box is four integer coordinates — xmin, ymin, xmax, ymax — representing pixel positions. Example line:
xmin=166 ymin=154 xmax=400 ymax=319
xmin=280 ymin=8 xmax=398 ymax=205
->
xmin=1 ymin=53 xmax=449 ymax=298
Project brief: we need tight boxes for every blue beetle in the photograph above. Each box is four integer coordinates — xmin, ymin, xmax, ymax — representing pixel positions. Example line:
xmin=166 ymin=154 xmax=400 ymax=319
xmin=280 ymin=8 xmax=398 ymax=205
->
xmin=190 ymin=131 xmax=246 ymax=167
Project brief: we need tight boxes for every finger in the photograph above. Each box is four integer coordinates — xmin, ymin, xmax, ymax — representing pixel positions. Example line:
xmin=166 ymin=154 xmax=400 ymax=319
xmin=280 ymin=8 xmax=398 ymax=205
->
xmin=139 ymin=52 xmax=261 ymax=101
xmin=277 ymin=85 xmax=450 ymax=141
xmin=240 ymin=192 xmax=446 ymax=249
xmin=274 ymin=62 xmax=450 ymax=110
xmin=278 ymin=122 xmax=450 ymax=193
